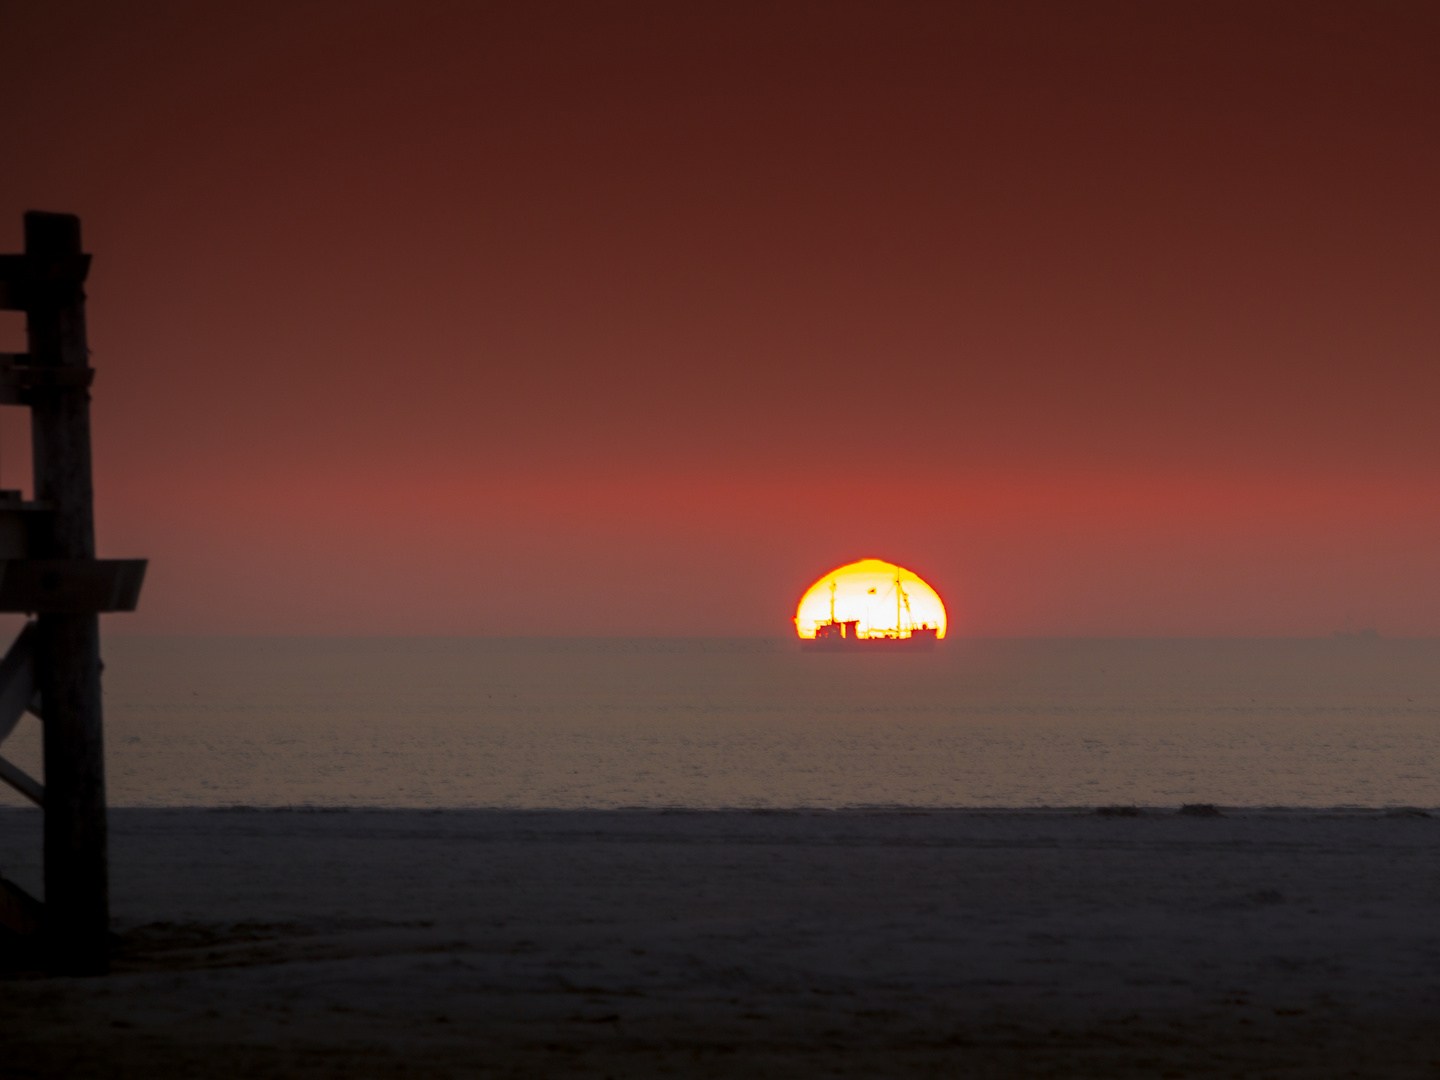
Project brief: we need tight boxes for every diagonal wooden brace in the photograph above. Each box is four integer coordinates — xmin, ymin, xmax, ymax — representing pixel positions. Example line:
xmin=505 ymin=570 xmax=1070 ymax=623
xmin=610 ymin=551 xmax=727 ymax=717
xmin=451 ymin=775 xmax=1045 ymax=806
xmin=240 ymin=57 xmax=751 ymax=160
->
xmin=0 ymin=874 xmax=43 ymax=938
xmin=0 ymin=621 xmax=39 ymax=744
xmin=0 ymin=623 xmax=45 ymax=807
xmin=0 ymin=755 xmax=43 ymax=807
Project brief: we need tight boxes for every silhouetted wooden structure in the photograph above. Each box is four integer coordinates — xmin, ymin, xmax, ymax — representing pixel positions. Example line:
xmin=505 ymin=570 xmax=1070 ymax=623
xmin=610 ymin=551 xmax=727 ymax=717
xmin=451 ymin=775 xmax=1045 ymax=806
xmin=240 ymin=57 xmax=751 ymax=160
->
xmin=0 ymin=212 xmax=145 ymax=974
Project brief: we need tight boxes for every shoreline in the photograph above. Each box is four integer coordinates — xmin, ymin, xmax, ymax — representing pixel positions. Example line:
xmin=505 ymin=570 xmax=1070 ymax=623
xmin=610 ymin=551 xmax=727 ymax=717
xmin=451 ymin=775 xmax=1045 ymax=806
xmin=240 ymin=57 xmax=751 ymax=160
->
xmin=4 ymin=803 xmax=1436 ymax=815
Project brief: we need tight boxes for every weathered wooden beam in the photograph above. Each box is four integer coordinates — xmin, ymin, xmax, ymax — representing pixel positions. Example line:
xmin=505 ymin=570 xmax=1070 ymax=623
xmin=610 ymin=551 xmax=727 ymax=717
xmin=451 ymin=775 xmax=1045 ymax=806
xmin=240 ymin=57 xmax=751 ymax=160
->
xmin=0 ymin=253 xmax=91 ymax=282
xmin=24 ymin=210 xmax=109 ymax=976
xmin=0 ymin=559 xmax=147 ymax=613
xmin=0 ymin=250 xmax=91 ymax=312
xmin=0 ymin=355 xmax=95 ymax=406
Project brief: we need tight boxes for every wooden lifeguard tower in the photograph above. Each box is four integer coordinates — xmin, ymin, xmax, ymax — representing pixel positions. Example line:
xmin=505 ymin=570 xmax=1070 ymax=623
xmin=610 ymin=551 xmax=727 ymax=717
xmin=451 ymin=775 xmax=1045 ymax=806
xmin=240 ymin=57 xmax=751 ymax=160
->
xmin=0 ymin=212 xmax=146 ymax=975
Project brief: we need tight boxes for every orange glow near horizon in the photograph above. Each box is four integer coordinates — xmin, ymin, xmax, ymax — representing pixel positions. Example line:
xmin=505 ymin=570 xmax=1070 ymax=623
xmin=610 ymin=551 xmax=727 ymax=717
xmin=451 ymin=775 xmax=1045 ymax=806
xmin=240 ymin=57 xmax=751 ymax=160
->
xmin=795 ymin=559 xmax=948 ymax=639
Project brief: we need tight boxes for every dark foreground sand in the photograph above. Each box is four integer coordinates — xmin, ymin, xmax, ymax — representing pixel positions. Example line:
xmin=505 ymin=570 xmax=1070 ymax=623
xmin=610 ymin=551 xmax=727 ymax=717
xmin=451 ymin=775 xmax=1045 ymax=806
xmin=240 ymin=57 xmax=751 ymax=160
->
xmin=2 ymin=808 xmax=1438 ymax=1077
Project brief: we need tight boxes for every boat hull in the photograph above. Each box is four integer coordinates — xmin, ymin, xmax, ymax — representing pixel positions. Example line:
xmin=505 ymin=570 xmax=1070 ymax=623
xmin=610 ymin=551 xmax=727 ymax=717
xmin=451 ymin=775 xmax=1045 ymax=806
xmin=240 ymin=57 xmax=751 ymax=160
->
xmin=800 ymin=634 xmax=937 ymax=652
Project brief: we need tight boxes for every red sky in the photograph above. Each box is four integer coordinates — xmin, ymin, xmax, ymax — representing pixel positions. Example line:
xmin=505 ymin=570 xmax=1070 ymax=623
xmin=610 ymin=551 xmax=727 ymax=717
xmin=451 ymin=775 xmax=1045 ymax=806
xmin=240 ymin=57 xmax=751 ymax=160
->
xmin=2 ymin=0 xmax=1437 ymax=636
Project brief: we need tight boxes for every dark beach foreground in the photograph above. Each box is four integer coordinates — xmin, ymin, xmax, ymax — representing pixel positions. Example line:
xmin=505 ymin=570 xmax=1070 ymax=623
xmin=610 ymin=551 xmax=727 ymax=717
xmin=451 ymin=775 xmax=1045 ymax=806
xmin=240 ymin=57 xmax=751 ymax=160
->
xmin=2 ymin=807 xmax=1438 ymax=1077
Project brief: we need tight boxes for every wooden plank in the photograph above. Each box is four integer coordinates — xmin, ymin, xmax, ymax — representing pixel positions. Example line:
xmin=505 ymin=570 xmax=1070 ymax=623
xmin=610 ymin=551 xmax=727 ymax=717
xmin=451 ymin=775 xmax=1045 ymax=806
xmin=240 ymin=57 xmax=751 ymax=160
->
xmin=0 ymin=559 xmax=147 ymax=612
xmin=0 ymin=359 xmax=96 ymax=387
xmin=0 ymin=622 xmax=37 ymax=744
xmin=0 ymin=251 xmax=90 ymax=312
xmin=0 ymin=252 xmax=90 ymax=283
xmin=0 ymin=359 xmax=95 ymax=392
xmin=25 ymin=211 xmax=110 ymax=976
xmin=0 ymin=754 xmax=44 ymax=807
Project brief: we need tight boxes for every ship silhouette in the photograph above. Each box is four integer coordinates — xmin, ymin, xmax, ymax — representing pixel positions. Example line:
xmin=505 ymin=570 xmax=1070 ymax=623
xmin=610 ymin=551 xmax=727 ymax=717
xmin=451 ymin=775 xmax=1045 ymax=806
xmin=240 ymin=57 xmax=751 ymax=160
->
xmin=801 ymin=575 xmax=940 ymax=652
xmin=1333 ymin=620 xmax=1380 ymax=640
xmin=1332 ymin=615 xmax=1380 ymax=640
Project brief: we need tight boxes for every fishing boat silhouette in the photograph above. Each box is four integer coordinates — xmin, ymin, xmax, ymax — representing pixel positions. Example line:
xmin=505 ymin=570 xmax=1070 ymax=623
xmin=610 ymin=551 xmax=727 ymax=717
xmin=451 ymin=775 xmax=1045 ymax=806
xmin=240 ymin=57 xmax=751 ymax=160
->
xmin=801 ymin=575 xmax=939 ymax=651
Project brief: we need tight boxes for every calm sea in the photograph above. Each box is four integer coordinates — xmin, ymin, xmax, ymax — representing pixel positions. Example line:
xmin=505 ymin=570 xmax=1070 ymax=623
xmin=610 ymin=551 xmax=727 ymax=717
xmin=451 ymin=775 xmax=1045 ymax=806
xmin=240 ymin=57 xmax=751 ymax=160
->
xmin=0 ymin=637 xmax=1436 ymax=809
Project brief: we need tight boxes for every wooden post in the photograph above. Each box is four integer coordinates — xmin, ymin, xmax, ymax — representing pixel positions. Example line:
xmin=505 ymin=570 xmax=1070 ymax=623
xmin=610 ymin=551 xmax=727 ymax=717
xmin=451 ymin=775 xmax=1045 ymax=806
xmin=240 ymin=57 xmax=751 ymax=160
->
xmin=24 ymin=212 xmax=108 ymax=975
xmin=0 ymin=212 xmax=141 ymax=974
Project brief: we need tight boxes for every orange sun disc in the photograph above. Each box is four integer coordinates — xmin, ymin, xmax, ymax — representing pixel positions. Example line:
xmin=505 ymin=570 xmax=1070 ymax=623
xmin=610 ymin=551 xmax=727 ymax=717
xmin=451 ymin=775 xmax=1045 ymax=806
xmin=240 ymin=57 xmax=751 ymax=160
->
xmin=794 ymin=559 xmax=947 ymax=639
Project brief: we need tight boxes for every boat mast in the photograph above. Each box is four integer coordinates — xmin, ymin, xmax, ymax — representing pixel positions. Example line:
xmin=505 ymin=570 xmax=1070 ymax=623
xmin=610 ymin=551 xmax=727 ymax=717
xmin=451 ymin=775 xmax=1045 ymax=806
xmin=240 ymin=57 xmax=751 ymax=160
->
xmin=829 ymin=580 xmax=837 ymax=624
xmin=896 ymin=572 xmax=902 ymax=636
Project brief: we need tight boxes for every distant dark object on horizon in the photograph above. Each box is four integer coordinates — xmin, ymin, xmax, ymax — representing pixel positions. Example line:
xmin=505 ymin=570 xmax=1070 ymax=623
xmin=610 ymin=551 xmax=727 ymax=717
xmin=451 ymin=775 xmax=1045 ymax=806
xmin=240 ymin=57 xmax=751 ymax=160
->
xmin=1334 ymin=625 xmax=1380 ymax=640
xmin=1178 ymin=803 xmax=1224 ymax=818
xmin=801 ymin=622 xmax=939 ymax=652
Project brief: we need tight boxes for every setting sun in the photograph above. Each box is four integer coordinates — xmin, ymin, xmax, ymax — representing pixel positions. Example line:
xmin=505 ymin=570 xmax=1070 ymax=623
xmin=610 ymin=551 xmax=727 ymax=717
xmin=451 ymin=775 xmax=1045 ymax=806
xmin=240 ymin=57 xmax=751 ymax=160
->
xmin=795 ymin=559 xmax=947 ymax=641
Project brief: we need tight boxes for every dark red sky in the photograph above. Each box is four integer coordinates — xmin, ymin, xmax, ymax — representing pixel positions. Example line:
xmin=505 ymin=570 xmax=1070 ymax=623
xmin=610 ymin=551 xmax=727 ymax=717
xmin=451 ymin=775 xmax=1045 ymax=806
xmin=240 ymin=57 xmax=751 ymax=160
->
xmin=3 ymin=0 xmax=1437 ymax=635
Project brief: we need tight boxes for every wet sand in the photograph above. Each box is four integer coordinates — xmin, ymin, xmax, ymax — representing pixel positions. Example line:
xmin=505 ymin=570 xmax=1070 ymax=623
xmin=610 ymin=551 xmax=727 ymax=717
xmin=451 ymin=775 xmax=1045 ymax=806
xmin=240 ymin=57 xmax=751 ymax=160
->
xmin=2 ymin=807 xmax=1439 ymax=1077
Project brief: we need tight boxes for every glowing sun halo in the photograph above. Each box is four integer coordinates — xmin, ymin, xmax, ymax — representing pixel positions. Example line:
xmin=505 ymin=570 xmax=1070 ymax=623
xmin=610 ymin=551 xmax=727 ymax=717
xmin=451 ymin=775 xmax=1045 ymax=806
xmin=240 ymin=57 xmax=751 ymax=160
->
xmin=795 ymin=559 xmax=947 ymax=639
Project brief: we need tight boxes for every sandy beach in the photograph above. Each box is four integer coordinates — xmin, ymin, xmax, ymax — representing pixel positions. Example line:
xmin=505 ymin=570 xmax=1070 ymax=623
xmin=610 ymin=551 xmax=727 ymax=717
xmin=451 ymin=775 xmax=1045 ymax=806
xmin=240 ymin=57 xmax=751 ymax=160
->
xmin=2 ymin=806 xmax=1438 ymax=1076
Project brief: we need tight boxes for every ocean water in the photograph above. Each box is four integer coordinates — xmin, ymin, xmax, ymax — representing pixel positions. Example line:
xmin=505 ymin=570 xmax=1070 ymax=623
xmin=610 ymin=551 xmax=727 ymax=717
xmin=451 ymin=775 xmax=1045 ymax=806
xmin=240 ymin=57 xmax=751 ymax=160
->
xmin=0 ymin=636 xmax=1436 ymax=809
